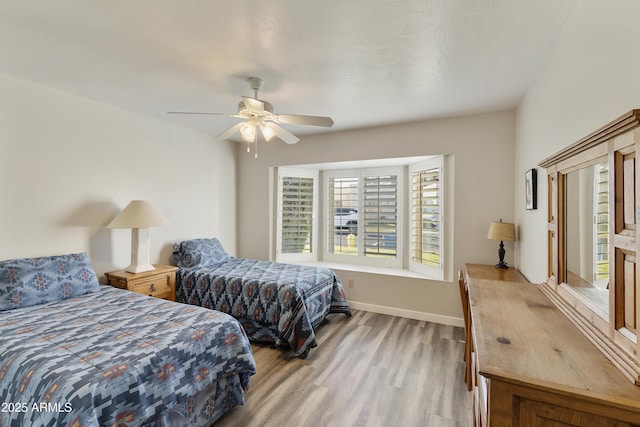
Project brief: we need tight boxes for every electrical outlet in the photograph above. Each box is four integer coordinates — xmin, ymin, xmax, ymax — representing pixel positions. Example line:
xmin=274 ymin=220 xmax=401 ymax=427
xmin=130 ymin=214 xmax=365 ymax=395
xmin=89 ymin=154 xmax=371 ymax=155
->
xmin=348 ymin=279 xmax=354 ymax=288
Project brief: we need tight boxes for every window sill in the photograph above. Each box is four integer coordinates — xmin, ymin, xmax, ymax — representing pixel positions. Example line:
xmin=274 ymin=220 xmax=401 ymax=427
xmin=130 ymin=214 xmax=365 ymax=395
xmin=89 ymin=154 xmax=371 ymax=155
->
xmin=297 ymin=261 xmax=440 ymax=280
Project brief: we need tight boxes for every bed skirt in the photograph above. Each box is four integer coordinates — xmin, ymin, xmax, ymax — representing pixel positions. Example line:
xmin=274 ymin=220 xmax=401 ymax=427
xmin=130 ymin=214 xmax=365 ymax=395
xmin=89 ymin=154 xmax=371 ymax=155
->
xmin=152 ymin=373 xmax=246 ymax=427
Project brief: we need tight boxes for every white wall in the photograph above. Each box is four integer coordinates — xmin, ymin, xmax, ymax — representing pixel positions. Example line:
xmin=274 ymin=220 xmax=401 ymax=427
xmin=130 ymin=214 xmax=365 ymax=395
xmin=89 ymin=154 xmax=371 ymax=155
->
xmin=237 ymin=110 xmax=516 ymax=322
xmin=0 ymin=73 xmax=237 ymax=278
xmin=515 ymin=0 xmax=640 ymax=283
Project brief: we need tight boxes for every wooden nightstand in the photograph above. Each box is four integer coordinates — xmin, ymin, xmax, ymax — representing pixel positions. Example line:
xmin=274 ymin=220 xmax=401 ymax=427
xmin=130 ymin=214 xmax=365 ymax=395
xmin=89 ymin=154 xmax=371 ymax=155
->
xmin=105 ymin=264 xmax=178 ymax=301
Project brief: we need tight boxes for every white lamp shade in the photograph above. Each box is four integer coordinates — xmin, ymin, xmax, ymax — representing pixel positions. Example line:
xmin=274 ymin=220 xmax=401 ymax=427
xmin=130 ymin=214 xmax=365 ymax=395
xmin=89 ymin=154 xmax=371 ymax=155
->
xmin=107 ymin=200 xmax=169 ymax=228
xmin=487 ymin=221 xmax=516 ymax=242
xmin=261 ymin=123 xmax=276 ymax=141
xmin=107 ymin=200 xmax=169 ymax=273
xmin=240 ymin=122 xmax=256 ymax=142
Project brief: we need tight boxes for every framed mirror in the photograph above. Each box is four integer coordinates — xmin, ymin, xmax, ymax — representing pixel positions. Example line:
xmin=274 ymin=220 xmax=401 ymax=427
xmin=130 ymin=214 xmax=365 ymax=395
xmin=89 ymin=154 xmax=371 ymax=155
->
xmin=563 ymin=160 xmax=609 ymax=319
xmin=539 ymin=109 xmax=640 ymax=386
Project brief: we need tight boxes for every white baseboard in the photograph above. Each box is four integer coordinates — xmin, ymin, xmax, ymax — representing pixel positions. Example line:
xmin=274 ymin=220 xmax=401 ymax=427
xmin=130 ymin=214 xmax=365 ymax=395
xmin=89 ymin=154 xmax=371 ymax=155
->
xmin=347 ymin=301 xmax=464 ymax=328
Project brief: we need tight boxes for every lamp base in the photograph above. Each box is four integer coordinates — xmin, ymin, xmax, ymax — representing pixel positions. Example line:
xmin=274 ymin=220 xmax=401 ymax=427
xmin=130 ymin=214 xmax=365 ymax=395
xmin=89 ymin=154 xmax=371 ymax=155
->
xmin=125 ymin=263 xmax=155 ymax=274
xmin=495 ymin=240 xmax=509 ymax=269
xmin=127 ymin=228 xmax=154 ymax=274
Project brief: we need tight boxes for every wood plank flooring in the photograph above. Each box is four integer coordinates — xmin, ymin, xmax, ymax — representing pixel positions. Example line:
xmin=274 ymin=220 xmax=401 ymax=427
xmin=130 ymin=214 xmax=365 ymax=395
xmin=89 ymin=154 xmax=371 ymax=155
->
xmin=216 ymin=310 xmax=471 ymax=427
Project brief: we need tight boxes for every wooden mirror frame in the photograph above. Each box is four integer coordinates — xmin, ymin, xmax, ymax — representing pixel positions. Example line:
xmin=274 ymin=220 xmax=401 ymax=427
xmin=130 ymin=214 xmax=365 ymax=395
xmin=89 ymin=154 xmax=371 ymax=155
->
xmin=539 ymin=110 xmax=640 ymax=386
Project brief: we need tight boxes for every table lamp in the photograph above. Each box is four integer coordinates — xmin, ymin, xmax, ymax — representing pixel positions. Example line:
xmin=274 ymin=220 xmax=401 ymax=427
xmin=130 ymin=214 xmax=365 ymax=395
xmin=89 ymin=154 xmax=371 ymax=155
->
xmin=107 ymin=200 xmax=169 ymax=273
xmin=487 ymin=219 xmax=516 ymax=269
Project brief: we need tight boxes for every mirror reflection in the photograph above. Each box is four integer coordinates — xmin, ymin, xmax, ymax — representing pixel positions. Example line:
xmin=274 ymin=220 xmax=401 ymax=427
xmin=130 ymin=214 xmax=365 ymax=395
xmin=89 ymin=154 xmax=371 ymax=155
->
xmin=565 ymin=161 xmax=609 ymax=316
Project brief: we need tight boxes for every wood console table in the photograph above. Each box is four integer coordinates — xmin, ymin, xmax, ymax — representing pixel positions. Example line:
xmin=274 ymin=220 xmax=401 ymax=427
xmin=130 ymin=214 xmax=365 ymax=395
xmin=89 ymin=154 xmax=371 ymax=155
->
xmin=465 ymin=264 xmax=640 ymax=426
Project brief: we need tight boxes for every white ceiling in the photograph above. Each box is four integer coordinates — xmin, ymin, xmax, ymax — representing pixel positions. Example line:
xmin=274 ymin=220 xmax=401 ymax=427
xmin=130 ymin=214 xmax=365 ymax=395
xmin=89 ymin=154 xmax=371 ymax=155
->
xmin=0 ymin=0 xmax=576 ymax=139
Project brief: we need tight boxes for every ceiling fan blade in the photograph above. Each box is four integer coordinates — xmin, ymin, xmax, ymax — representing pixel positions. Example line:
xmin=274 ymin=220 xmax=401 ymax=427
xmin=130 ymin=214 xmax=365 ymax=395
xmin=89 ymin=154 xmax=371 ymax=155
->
xmin=273 ymin=114 xmax=334 ymax=127
xmin=271 ymin=123 xmax=300 ymax=144
xmin=241 ymin=97 xmax=264 ymax=113
xmin=215 ymin=122 xmax=244 ymax=141
xmin=167 ymin=111 xmax=242 ymax=118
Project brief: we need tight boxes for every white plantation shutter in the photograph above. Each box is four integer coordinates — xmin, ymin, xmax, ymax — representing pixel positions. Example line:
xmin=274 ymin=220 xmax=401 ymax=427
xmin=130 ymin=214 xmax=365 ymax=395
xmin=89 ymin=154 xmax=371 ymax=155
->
xmin=280 ymin=176 xmax=313 ymax=253
xmin=363 ymin=174 xmax=398 ymax=259
xmin=327 ymin=176 xmax=358 ymax=256
xmin=277 ymin=168 xmax=317 ymax=261
xmin=410 ymin=158 xmax=444 ymax=278
xmin=594 ymin=162 xmax=609 ymax=281
xmin=325 ymin=167 xmax=402 ymax=268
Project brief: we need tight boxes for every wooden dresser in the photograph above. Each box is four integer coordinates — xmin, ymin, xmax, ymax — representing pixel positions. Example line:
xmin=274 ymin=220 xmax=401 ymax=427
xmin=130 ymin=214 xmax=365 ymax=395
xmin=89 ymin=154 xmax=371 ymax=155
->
xmin=464 ymin=264 xmax=640 ymax=426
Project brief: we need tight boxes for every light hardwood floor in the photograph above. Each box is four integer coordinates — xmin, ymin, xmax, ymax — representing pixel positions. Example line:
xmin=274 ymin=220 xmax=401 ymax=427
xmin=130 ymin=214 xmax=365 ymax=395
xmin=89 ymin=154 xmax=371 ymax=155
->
xmin=216 ymin=309 xmax=471 ymax=427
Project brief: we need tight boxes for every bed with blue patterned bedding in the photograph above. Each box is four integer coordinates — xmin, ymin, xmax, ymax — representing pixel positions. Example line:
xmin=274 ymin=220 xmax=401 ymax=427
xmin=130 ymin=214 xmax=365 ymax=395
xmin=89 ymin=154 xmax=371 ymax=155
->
xmin=174 ymin=240 xmax=352 ymax=358
xmin=0 ymin=253 xmax=256 ymax=427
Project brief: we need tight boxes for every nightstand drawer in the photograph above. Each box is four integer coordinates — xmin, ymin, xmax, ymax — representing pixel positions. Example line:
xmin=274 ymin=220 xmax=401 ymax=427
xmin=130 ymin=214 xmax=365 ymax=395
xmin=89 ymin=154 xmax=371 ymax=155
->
xmin=107 ymin=277 xmax=129 ymax=289
xmin=104 ymin=264 xmax=177 ymax=302
xmin=131 ymin=276 xmax=171 ymax=298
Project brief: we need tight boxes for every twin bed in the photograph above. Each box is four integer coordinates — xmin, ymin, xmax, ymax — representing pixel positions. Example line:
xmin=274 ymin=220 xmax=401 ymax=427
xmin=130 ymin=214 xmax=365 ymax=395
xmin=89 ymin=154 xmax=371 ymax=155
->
xmin=173 ymin=238 xmax=352 ymax=358
xmin=1 ymin=241 xmax=351 ymax=425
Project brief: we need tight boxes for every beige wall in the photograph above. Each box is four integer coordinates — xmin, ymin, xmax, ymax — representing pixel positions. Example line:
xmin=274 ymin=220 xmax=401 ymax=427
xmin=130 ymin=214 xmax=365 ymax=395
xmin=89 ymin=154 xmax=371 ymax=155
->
xmin=237 ymin=110 xmax=516 ymax=323
xmin=0 ymin=73 xmax=237 ymax=279
xmin=515 ymin=0 xmax=640 ymax=283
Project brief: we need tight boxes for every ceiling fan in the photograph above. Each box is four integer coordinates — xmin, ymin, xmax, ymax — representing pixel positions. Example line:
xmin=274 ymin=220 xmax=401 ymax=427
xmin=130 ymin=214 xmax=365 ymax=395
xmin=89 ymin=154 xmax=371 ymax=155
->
xmin=168 ymin=77 xmax=334 ymax=155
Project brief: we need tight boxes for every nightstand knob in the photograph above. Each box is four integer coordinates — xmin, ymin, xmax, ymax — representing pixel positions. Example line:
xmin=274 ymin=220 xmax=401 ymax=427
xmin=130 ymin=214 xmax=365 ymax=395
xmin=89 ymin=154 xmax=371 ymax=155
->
xmin=150 ymin=283 xmax=156 ymax=292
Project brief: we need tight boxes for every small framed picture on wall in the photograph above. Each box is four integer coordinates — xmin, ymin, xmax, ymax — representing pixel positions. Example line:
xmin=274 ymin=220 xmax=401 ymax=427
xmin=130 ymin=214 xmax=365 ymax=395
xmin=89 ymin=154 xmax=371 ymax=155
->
xmin=525 ymin=168 xmax=537 ymax=210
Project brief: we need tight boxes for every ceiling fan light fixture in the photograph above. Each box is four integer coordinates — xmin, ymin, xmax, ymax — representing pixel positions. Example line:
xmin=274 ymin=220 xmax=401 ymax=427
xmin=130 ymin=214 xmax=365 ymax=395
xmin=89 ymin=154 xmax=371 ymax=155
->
xmin=261 ymin=123 xmax=276 ymax=142
xmin=240 ymin=121 xmax=256 ymax=142
xmin=169 ymin=76 xmax=333 ymax=154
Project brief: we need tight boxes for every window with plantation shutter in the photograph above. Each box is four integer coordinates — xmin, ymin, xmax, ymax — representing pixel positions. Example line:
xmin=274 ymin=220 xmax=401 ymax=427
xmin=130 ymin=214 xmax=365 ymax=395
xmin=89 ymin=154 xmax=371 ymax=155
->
xmin=410 ymin=158 xmax=444 ymax=278
xmin=325 ymin=167 xmax=402 ymax=268
xmin=363 ymin=175 xmax=398 ymax=259
xmin=276 ymin=168 xmax=317 ymax=262
xmin=327 ymin=176 xmax=358 ymax=256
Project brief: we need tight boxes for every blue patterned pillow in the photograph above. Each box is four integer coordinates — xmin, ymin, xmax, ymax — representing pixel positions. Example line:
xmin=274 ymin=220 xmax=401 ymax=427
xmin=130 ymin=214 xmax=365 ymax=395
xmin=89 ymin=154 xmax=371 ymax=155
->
xmin=0 ymin=252 xmax=101 ymax=311
xmin=173 ymin=238 xmax=231 ymax=268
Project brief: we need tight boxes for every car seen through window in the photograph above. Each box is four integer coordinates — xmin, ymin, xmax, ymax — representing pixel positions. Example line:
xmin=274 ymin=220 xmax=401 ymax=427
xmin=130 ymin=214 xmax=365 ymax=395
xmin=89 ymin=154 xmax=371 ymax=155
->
xmin=334 ymin=208 xmax=358 ymax=234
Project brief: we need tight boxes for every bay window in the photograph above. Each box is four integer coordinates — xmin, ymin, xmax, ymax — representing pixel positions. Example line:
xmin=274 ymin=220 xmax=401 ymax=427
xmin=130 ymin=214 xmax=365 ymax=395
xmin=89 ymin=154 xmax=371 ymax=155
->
xmin=274 ymin=156 xmax=446 ymax=279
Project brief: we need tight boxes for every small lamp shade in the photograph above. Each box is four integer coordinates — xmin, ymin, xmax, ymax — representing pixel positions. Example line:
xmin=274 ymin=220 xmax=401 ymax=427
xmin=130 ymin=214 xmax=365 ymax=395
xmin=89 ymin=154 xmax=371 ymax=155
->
xmin=108 ymin=200 xmax=169 ymax=273
xmin=487 ymin=220 xmax=516 ymax=269
xmin=487 ymin=221 xmax=516 ymax=242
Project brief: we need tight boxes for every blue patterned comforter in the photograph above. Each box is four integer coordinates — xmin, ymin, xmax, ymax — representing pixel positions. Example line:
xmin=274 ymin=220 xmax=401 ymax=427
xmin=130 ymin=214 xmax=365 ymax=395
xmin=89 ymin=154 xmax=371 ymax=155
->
xmin=176 ymin=258 xmax=352 ymax=357
xmin=0 ymin=286 xmax=256 ymax=426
